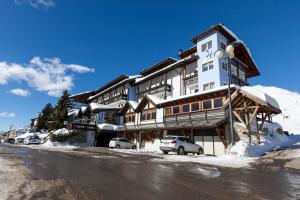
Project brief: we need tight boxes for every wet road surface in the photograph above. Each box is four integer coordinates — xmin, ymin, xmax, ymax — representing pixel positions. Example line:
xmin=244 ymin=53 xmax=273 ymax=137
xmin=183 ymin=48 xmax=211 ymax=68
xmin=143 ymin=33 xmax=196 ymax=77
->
xmin=0 ymin=144 xmax=300 ymax=200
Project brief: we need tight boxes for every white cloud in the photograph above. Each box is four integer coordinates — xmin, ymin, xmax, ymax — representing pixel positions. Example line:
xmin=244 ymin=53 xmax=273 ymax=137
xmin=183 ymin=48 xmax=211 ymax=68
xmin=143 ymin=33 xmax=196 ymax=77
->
xmin=10 ymin=88 xmax=31 ymax=97
xmin=14 ymin=0 xmax=55 ymax=10
xmin=0 ymin=57 xmax=94 ymax=97
xmin=0 ymin=112 xmax=15 ymax=118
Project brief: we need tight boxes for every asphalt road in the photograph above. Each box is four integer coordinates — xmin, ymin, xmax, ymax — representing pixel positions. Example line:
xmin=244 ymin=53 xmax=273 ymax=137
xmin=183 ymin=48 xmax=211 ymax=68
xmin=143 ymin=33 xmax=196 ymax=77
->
xmin=0 ymin=144 xmax=300 ymax=200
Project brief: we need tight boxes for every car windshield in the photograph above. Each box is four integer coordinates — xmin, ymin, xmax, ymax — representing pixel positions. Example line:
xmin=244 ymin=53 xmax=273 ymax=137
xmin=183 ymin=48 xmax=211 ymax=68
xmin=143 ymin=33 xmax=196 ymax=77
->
xmin=111 ymin=138 xmax=117 ymax=141
xmin=30 ymin=136 xmax=39 ymax=139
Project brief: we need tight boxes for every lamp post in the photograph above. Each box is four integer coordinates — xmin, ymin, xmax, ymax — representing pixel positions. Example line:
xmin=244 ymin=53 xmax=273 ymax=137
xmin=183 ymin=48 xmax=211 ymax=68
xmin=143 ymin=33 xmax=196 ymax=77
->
xmin=215 ymin=44 xmax=235 ymax=146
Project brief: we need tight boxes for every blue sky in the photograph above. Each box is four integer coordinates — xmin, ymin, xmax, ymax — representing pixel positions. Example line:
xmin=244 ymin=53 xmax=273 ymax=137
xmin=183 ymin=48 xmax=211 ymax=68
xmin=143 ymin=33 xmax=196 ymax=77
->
xmin=0 ymin=0 xmax=299 ymax=131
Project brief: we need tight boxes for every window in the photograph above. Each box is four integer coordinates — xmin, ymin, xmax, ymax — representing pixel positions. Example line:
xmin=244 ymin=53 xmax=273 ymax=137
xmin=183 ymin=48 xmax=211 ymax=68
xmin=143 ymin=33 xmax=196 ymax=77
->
xmin=173 ymin=106 xmax=180 ymax=114
xmin=165 ymin=107 xmax=172 ymax=115
xmin=221 ymin=42 xmax=226 ymax=50
xmin=203 ymin=82 xmax=215 ymax=91
xmin=201 ymin=40 xmax=212 ymax=52
xmin=151 ymin=110 xmax=156 ymax=119
xmin=231 ymin=65 xmax=238 ymax=77
xmin=191 ymin=102 xmax=200 ymax=111
xmin=203 ymin=100 xmax=212 ymax=109
xmin=222 ymin=61 xmax=227 ymax=71
xmin=202 ymin=61 xmax=214 ymax=72
xmin=214 ymin=98 xmax=223 ymax=108
xmin=125 ymin=113 xmax=135 ymax=123
xmin=141 ymin=109 xmax=156 ymax=121
xmin=182 ymin=104 xmax=190 ymax=112
xmin=239 ymin=70 xmax=246 ymax=82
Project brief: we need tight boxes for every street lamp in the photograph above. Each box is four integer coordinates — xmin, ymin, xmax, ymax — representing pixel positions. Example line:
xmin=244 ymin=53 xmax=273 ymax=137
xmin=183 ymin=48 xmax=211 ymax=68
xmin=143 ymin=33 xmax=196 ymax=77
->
xmin=215 ymin=43 xmax=236 ymax=146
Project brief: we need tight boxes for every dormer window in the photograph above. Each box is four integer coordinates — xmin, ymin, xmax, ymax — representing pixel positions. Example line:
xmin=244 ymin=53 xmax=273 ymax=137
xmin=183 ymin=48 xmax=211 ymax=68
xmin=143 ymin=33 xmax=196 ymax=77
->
xmin=201 ymin=40 xmax=212 ymax=52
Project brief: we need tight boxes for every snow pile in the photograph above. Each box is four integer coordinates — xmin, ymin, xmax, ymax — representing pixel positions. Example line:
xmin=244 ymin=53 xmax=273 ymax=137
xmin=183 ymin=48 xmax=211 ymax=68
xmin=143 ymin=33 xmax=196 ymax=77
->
xmin=97 ymin=123 xmax=123 ymax=131
xmin=52 ymin=128 xmax=72 ymax=136
xmin=252 ymin=85 xmax=300 ymax=134
xmin=155 ymin=154 xmax=254 ymax=168
xmin=230 ymin=122 xmax=293 ymax=157
xmin=41 ymin=140 xmax=85 ymax=149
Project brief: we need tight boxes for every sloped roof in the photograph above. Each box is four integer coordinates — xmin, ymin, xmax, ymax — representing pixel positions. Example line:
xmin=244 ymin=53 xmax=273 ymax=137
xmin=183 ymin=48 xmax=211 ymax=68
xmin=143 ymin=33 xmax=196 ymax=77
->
xmin=140 ymin=57 xmax=178 ymax=76
xmin=191 ymin=24 xmax=259 ymax=77
xmin=224 ymin=86 xmax=281 ymax=114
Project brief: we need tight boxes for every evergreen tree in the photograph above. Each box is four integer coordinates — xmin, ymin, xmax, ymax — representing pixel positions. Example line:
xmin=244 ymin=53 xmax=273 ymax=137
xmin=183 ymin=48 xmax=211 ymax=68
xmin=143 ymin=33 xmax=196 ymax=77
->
xmin=53 ymin=90 xmax=71 ymax=129
xmin=37 ymin=103 xmax=54 ymax=131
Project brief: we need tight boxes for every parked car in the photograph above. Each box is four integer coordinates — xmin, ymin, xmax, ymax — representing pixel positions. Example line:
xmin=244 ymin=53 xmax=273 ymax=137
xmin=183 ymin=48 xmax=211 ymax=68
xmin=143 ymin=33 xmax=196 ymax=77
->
xmin=160 ymin=135 xmax=203 ymax=155
xmin=109 ymin=138 xmax=136 ymax=149
xmin=24 ymin=135 xmax=41 ymax=145
xmin=15 ymin=138 xmax=25 ymax=144
xmin=3 ymin=138 xmax=15 ymax=144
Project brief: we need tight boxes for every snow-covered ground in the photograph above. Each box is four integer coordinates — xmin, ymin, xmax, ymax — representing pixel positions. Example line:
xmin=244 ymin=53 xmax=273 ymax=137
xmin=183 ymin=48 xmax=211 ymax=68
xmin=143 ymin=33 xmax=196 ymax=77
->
xmin=252 ymin=85 xmax=300 ymax=134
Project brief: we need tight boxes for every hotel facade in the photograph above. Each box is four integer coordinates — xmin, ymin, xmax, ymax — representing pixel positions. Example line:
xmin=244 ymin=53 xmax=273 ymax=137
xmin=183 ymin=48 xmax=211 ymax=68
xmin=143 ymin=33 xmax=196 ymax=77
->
xmin=69 ymin=24 xmax=280 ymax=156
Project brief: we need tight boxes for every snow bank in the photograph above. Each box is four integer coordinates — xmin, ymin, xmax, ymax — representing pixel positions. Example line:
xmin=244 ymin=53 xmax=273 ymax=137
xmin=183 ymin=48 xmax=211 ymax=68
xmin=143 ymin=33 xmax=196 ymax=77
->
xmin=52 ymin=128 xmax=72 ymax=136
xmin=97 ymin=123 xmax=123 ymax=131
xmin=41 ymin=140 xmax=88 ymax=149
xmin=230 ymin=122 xmax=294 ymax=157
xmin=252 ymin=85 xmax=300 ymax=134
xmin=155 ymin=154 xmax=254 ymax=168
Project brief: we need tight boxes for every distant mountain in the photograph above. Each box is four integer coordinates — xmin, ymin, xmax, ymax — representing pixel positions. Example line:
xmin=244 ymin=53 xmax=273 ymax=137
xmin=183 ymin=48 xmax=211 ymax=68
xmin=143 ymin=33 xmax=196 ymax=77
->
xmin=252 ymin=85 xmax=300 ymax=134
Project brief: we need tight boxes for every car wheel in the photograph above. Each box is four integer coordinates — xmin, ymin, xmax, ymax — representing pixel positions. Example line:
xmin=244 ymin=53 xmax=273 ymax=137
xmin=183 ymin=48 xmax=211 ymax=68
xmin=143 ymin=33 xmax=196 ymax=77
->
xmin=177 ymin=147 xmax=184 ymax=155
xmin=162 ymin=151 xmax=168 ymax=154
xmin=116 ymin=144 xmax=121 ymax=149
xmin=132 ymin=145 xmax=137 ymax=149
xmin=197 ymin=148 xmax=203 ymax=155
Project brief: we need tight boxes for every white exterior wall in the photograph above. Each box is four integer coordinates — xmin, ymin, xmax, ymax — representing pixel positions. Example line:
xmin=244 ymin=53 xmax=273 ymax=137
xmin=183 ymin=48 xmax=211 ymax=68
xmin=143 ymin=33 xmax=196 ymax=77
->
xmin=156 ymin=108 xmax=164 ymax=123
xmin=185 ymin=62 xmax=198 ymax=95
xmin=197 ymin=32 xmax=224 ymax=92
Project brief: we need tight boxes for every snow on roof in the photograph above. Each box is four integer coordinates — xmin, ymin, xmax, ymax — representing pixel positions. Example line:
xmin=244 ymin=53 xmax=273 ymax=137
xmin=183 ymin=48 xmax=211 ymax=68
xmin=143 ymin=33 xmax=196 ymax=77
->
xmin=219 ymin=24 xmax=258 ymax=70
xmin=128 ymin=101 xmax=139 ymax=109
xmin=68 ymin=108 xmax=79 ymax=116
xmin=240 ymin=86 xmax=280 ymax=110
xmin=78 ymin=106 xmax=87 ymax=115
xmin=88 ymin=75 xmax=141 ymax=101
xmin=97 ymin=123 xmax=123 ymax=131
xmin=89 ymin=102 xmax=121 ymax=111
xmin=70 ymin=90 xmax=93 ymax=98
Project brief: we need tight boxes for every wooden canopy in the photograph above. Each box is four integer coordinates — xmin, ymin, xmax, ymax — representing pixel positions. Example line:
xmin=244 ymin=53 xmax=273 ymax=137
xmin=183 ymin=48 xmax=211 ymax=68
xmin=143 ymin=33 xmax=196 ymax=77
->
xmin=224 ymin=88 xmax=281 ymax=143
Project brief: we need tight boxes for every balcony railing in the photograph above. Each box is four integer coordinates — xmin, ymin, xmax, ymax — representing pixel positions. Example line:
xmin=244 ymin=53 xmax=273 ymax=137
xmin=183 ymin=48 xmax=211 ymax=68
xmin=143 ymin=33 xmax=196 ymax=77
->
xmin=100 ymin=93 xmax=128 ymax=104
xmin=137 ymin=83 xmax=172 ymax=99
xmin=164 ymin=108 xmax=226 ymax=126
xmin=72 ymin=118 xmax=96 ymax=125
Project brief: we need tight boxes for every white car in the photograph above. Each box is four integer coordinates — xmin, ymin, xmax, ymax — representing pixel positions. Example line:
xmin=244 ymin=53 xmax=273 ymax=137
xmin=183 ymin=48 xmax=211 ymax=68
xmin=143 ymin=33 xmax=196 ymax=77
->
xmin=160 ymin=135 xmax=203 ymax=155
xmin=109 ymin=138 xmax=137 ymax=149
xmin=24 ymin=135 xmax=41 ymax=145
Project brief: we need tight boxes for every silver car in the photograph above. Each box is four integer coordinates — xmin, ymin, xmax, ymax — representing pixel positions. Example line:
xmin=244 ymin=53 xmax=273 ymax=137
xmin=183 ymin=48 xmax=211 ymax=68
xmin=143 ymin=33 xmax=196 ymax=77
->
xmin=160 ymin=136 xmax=203 ymax=155
xmin=109 ymin=138 xmax=137 ymax=149
xmin=24 ymin=135 xmax=41 ymax=145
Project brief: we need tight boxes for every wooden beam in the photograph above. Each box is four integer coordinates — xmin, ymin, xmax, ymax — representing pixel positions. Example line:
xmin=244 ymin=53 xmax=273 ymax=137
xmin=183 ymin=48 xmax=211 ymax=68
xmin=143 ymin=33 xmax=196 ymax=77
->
xmin=216 ymin=127 xmax=227 ymax=148
xmin=233 ymin=110 xmax=247 ymax=127
xmin=249 ymin=106 xmax=259 ymax=125
xmin=258 ymin=113 xmax=267 ymax=131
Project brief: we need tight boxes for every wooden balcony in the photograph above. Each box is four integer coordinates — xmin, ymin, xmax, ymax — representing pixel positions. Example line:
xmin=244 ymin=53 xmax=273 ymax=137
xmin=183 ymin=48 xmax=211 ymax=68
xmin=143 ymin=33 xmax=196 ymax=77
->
xmin=100 ymin=93 xmax=128 ymax=104
xmin=138 ymin=83 xmax=172 ymax=95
